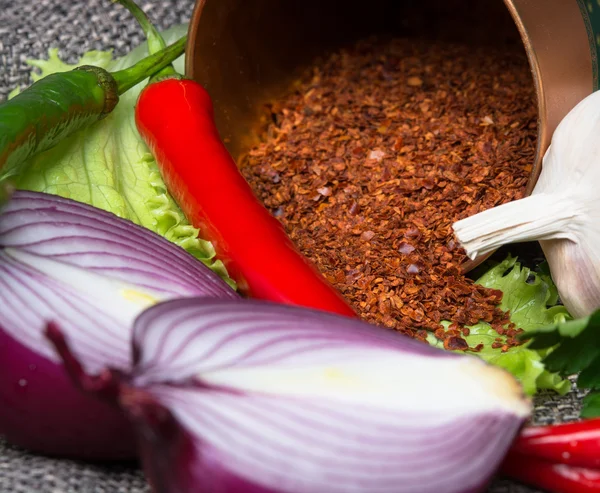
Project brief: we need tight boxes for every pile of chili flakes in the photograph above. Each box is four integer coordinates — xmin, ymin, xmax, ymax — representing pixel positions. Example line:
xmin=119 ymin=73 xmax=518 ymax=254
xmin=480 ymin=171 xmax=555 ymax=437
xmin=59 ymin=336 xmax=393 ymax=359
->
xmin=240 ymin=37 xmax=536 ymax=351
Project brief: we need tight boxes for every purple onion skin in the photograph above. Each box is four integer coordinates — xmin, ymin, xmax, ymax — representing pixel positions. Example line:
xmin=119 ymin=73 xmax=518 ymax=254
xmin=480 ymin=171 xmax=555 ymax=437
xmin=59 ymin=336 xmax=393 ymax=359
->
xmin=0 ymin=327 xmax=136 ymax=459
xmin=138 ymin=431 xmax=281 ymax=493
xmin=128 ymin=392 xmax=281 ymax=493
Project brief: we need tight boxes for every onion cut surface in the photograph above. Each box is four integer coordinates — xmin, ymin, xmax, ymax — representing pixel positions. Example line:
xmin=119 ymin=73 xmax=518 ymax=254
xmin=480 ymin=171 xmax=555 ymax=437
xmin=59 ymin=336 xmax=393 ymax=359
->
xmin=0 ymin=191 xmax=238 ymax=458
xmin=111 ymin=299 xmax=532 ymax=493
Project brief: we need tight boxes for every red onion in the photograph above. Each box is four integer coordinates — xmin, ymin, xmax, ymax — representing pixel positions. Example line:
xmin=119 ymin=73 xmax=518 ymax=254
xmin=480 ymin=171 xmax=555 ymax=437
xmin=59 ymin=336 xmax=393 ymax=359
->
xmin=0 ymin=191 xmax=238 ymax=459
xmin=49 ymin=298 xmax=531 ymax=492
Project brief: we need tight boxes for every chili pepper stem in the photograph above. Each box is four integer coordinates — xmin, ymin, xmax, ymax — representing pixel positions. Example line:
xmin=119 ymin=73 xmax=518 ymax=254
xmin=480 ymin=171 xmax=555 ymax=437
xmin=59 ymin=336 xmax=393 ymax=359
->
xmin=116 ymin=0 xmax=179 ymax=82
xmin=111 ymin=34 xmax=185 ymax=94
xmin=0 ymin=32 xmax=186 ymax=187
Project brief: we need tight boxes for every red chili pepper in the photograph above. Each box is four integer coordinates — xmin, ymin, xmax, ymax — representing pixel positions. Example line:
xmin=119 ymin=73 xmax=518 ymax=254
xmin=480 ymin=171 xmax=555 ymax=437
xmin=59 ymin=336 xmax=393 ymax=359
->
xmin=135 ymin=79 xmax=356 ymax=316
xmin=118 ymin=0 xmax=356 ymax=317
xmin=509 ymin=419 xmax=600 ymax=469
xmin=501 ymin=452 xmax=600 ymax=493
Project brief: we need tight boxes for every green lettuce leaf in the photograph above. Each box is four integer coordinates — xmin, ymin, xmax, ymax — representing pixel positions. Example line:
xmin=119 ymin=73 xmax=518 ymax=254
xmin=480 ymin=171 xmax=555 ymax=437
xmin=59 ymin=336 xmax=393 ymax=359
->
xmin=10 ymin=26 xmax=234 ymax=288
xmin=428 ymin=255 xmax=571 ymax=395
xmin=476 ymin=256 xmax=568 ymax=330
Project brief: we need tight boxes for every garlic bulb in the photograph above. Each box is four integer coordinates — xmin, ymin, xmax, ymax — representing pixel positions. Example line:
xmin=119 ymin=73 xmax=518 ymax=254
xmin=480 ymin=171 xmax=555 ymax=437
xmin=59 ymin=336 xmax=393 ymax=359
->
xmin=453 ymin=90 xmax=600 ymax=318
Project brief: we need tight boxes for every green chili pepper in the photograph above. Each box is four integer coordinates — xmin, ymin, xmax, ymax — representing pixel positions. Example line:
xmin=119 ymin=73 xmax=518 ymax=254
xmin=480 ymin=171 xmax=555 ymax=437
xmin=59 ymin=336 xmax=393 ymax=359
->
xmin=0 ymin=34 xmax=187 ymax=188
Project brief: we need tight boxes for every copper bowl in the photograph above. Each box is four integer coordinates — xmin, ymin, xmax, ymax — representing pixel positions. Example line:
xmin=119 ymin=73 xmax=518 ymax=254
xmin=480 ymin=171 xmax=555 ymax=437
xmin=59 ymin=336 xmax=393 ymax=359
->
xmin=185 ymin=0 xmax=600 ymax=271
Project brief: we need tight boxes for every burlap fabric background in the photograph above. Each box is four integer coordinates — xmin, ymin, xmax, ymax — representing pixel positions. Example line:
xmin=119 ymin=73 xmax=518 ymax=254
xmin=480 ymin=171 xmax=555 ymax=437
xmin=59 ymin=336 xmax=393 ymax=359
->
xmin=0 ymin=0 xmax=588 ymax=491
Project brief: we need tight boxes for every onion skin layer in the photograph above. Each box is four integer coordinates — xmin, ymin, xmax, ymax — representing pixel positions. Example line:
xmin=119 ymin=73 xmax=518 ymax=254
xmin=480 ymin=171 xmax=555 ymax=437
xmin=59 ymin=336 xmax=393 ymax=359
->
xmin=0 ymin=328 xmax=135 ymax=459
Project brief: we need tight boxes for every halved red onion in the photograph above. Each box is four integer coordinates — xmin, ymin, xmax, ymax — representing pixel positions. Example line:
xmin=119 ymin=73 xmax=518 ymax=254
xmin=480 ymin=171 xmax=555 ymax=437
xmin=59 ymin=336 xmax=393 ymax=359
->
xmin=51 ymin=298 xmax=532 ymax=492
xmin=0 ymin=191 xmax=238 ymax=459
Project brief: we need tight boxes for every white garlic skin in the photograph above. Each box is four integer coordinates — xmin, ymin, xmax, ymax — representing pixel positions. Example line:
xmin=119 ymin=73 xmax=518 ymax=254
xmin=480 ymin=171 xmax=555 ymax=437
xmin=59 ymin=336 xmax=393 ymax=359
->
xmin=540 ymin=239 xmax=600 ymax=318
xmin=454 ymin=90 xmax=600 ymax=317
xmin=535 ymin=90 xmax=600 ymax=317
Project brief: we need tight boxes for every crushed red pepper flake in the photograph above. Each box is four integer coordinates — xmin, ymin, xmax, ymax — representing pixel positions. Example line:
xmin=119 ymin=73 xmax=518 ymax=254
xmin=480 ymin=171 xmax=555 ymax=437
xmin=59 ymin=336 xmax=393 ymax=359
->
xmin=240 ymin=36 xmax=536 ymax=351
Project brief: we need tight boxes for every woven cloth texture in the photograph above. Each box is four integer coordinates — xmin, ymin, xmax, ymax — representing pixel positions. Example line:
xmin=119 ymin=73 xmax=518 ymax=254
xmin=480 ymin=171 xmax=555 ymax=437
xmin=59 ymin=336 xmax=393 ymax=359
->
xmin=0 ymin=0 xmax=586 ymax=491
